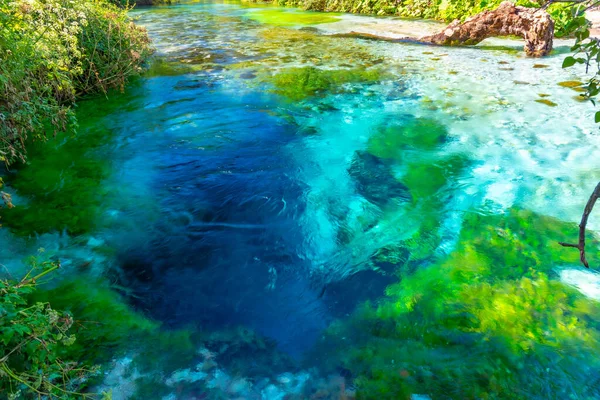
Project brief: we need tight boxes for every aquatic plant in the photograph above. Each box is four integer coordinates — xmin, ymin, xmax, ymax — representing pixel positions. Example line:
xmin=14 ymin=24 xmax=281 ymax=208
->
xmin=0 ymin=261 xmax=102 ymax=399
xmin=268 ymin=66 xmax=385 ymax=101
xmin=314 ymin=208 xmax=600 ymax=399
xmin=31 ymin=278 xmax=160 ymax=366
xmin=0 ymin=125 xmax=113 ymax=236
xmin=245 ymin=8 xmax=341 ymax=26
xmin=367 ymin=117 xmax=449 ymax=160
xmin=0 ymin=0 xmax=151 ymax=164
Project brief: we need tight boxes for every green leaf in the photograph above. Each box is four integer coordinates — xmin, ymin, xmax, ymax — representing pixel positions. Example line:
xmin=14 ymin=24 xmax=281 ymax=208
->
xmin=562 ymin=56 xmax=577 ymax=68
xmin=594 ymin=111 xmax=600 ymax=123
xmin=2 ymin=328 xmax=15 ymax=345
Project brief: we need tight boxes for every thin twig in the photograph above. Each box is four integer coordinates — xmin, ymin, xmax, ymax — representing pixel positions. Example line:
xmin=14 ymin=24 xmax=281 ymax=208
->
xmin=559 ymin=181 xmax=600 ymax=268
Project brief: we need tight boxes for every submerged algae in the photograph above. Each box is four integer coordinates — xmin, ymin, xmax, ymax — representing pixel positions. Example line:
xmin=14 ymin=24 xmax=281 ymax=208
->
xmin=245 ymin=8 xmax=341 ymax=26
xmin=268 ymin=66 xmax=386 ymax=101
xmin=31 ymin=278 xmax=160 ymax=364
xmin=0 ymin=127 xmax=113 ymax=236
xmin=401 ymin=154 xmax=469 ymax=201
xmin=0 ymin=90 xmax=141 ymax=236
xmin=367 ymin=117 xmax=448 ymax=159
xmin=314 ymin=208 xmax=600 ymax=399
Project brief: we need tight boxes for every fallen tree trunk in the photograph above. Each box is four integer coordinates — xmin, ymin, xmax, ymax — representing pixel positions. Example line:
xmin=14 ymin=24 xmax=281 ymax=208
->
xmin=422 ymin=1 xmax=555 ymax=57
xmin=329 ymin=2 xmax=554 ymax=56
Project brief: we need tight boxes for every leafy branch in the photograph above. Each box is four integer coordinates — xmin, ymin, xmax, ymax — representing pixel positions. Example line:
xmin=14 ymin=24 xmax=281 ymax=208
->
xmin=0 ymin=261 xmax=104 ymax=399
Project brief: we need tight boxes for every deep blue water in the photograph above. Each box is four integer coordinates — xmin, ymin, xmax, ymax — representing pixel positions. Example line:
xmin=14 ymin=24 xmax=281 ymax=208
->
xmin=107 ymin=74 xmax=335 ymax=356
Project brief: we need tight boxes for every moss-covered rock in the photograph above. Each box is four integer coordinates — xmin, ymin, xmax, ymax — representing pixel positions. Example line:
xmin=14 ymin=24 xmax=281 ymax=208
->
xmin=267 ymin=66 xmax=385 ymax=101
xmin=367 ymin=117 xmax=449 ymax=160
xmin=401 ymin=154 xmax=469 ymax=201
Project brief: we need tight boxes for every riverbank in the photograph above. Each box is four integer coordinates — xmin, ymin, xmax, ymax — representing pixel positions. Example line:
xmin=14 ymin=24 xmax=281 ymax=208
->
xmin=0 ymin=0 xmax=154 ymax=396
xmin=0 ymin=0 xmax=152 ymax=165
xmin=243 ymin=0 xmax=580 ymax=37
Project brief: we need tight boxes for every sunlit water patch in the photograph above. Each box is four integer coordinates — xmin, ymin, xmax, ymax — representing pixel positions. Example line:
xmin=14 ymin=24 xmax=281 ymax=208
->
xmin=2 ymin=1 xmax=600 ymax=398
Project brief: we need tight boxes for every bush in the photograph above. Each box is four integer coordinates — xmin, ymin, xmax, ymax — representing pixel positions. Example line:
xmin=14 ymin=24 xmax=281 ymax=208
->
xmin=0 ymin=261 xmax=101 ymax=399
xmin=0 ymin=0 xmax=152 ymax=164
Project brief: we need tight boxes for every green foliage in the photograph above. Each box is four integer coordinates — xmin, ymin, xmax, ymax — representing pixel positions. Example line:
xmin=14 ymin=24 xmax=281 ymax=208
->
xmin=316 ymin=208 xmax=600 ymax=399
xmin=0 ymin=261 xmax=100 ymax=399
xmin=562 ymin=3 xmax=600 ymax=122
xmin=108 ymin=0 xmax=170 ymax=7
xmin=268 ymin=66 xmax=385 ymax=101
xmin=0 ymin=0 xmax=151 ymax=164
xmin=31 ymin=277 xmax=202 ymax=378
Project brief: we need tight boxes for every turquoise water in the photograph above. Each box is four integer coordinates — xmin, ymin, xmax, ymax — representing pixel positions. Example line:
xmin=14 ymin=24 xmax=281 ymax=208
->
xmin=3 ymin=2 xmax=600 ymax=398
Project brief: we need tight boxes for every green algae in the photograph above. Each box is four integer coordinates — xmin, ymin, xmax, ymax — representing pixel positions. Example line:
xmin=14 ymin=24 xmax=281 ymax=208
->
xmin=0 ymin=128 xmax=112 ymax=236
xmin=314 ymin=208 xmax=600 ymax=399
xmin=366 ymin=116 xmax=468 ymax=271
xmin=245 ymin=9 xmax=341 ymax=26
xmin=401 ymin=154 xmax=469 ymax=201
xmin=535 ymin=98 xmax=558 ymax=107
xmin=367 ymin=117 xmax=448 ymax=159
xmin=0 ymin=93 xmax=132 ymax=236
xmin=267 ymin=66 xmax=385 ymax=101
xmin=32 ymin=278 xmax=159 ymax=364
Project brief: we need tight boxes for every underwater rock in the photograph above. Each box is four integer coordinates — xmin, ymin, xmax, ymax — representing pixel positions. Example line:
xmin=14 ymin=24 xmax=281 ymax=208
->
xmin=348 ymin=151 xmax=411 ymax=207
xmin=422 ymin=2 xmax=554 ymax=57
xmin=368 ymin=117 xmax=448 ymax=158
xmin=166 ymin=367 xmax=207 ymax=386
xmin=239 ymin=71 xmax=257 ymax=79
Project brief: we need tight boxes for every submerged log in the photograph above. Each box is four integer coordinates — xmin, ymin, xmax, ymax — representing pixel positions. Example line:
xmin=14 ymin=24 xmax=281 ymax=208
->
xmin=422 ymin=1 xmax=554 ymax=57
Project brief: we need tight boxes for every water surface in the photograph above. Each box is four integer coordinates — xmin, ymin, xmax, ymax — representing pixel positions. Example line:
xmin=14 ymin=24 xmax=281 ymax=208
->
xmin=3 ymin=2 xmax=600 ymax=398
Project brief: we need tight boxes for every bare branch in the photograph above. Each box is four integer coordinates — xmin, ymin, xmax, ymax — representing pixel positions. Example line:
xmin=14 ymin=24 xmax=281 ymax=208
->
xmin=559 ymin=181 xmax=600 ymax=268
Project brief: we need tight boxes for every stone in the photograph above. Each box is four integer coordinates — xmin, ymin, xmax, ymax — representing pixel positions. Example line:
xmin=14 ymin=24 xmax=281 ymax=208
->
xmin=422 ymin=2 xmax=554 ymax=57
xmin=348 ymin=151 xmax=411 ymax=207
